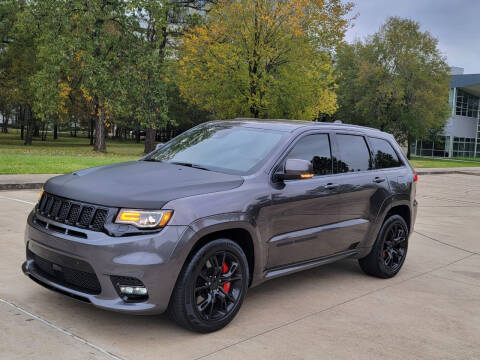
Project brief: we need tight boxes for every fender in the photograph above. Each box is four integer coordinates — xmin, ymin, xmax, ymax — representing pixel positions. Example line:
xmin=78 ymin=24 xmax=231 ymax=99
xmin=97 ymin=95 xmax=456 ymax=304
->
xmin=169 ymin=212 xmax=266 ymax=287
xmin=359 ymin=194 xmax=412 ymax=254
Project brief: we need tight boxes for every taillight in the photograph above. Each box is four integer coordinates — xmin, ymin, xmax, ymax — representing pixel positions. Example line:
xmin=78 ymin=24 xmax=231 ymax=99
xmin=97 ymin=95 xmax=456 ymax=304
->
xmin=413 ymin=173 xmax=418 ymax=182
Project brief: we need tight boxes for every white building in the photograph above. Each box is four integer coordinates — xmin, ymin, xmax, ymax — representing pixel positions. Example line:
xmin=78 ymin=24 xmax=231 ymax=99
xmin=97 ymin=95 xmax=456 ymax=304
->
xmin=411 ymin=67 xmax=480 ymax=158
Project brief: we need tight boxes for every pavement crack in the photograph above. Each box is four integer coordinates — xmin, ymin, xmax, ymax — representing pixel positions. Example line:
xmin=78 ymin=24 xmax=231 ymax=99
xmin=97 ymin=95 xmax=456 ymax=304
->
xmin=414 ymin=230 xmax=479 ymax=255
xmin=0 ymin=298 xmax=127 ymax=360
xmin=428 ymin=272 xmax=480 ymax=289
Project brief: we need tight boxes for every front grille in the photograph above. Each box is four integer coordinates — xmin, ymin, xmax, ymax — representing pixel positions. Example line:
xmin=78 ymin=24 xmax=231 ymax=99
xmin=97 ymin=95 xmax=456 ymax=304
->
xmin=37 ymin=193 xmax=110 ymax=232
xmin=27 ymin=247 xmax=101 ymax=295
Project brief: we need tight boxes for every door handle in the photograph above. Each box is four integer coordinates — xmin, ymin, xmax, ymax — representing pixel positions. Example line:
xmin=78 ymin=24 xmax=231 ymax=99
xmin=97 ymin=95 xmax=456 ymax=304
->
xmin=373 ymin=177 xmax=386 ymax=183
xmin=324 ymin=183 xmax=339 ymax=190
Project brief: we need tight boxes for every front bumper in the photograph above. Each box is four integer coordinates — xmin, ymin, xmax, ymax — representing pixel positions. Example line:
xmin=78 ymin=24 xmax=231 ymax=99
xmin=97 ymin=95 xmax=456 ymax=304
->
xmin=22 ymin=211 xmax=189 ymax=314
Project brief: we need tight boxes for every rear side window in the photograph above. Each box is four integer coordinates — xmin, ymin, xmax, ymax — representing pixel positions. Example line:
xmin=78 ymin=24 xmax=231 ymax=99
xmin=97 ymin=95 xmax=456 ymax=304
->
xmin=369 ymin=137 xmax=403 ymax=169
xmin=335 ymin=134 xmax=372 ymax=173
xmin=285 ymin=134 xmax=332 ymax=176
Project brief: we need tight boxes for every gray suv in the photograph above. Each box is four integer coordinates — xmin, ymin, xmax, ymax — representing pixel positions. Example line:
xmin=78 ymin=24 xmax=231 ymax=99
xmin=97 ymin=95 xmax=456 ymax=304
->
xmin=22 ymin=119 xmax=417 ymax=332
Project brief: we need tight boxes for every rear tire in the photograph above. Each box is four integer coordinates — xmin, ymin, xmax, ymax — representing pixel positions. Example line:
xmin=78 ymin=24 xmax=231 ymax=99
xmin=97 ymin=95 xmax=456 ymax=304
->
xmin=359 ymin=215 xmax=409 ymax=278
xmin=167 ymin=239 xmax=249 ymax=333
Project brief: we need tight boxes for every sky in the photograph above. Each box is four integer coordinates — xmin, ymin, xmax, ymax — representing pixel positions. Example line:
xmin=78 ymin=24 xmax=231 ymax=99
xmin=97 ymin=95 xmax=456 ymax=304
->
xmin=344 ymin=0 xmax=480 ymax=74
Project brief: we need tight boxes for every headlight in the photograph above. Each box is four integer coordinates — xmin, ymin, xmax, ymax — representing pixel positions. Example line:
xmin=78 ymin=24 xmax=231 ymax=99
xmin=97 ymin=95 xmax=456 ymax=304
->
xmin=115 ymin=209 xmax=173 ymax=229
xmin=38 ymin=188 xmax=44 ymax=202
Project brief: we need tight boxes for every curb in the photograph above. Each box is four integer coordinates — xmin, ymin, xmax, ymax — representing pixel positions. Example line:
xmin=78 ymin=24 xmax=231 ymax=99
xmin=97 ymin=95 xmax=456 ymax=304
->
xmin=416 ymin=170 xmax=480 ymax=176
xmin=0 ymin=183 xmax=45 ymax=191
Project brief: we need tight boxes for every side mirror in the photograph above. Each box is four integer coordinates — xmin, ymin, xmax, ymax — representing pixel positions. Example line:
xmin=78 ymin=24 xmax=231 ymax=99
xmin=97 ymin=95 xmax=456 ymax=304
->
xmin=155 ymin=143 xmax=164 ymax=150
xmin=276 ymin=159 xmax=314 ymax=181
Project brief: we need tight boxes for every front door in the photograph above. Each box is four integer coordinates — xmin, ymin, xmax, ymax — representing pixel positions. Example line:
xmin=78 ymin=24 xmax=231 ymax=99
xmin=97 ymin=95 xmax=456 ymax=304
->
xmin=260 ymin=132 xmax=350 ymax=269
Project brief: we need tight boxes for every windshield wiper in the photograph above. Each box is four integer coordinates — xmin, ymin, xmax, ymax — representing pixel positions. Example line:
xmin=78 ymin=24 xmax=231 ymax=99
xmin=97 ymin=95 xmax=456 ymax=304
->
xmin=143 ymin=158 xmax=162 ymax=162
xmin=169 ymin=161 xmax=211 ymax=171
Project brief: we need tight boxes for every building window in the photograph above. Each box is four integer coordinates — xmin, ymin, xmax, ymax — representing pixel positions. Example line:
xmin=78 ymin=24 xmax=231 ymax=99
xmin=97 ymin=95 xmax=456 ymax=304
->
xmin=413 ymin=136 xmax=448 ymax=157
xmin=452 ymin=137 xmax=476 ymax=158
xmin=455 ymin=89 xmax=480 ymax=118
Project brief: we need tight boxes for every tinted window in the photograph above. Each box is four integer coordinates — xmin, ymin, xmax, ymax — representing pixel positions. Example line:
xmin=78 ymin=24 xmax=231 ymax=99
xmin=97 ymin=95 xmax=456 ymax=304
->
xmin=369 ymin=137 xmax=403 ymax=168
xmin=148 ymin=124 xmax=286 ymax=174
xmin=285 ymin=134 xmax=332 ymax=175
xmin=336 ymin=134 xmax=372 ymax=172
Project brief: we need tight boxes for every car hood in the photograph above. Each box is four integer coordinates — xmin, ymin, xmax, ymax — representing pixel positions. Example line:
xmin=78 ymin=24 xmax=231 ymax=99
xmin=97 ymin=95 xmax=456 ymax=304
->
xmin=44 ymin=161 xmax=244 ymax=209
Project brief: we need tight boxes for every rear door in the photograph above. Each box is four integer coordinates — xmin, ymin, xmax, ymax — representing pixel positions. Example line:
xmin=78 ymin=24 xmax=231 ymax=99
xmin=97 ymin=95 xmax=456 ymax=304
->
xmin=325 ymin=132 xmax=388 ymax=251
xmin=367 ymin=136 xmax=408 ymax=197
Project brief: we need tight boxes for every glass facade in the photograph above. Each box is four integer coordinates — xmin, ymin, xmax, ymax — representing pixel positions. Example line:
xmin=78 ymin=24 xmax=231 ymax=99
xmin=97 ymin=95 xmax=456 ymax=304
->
xmin=412 ymin=137 xmax=449 ymax=157
xmin=452 ymin=137 xmax=476 ymax=158
xmin=456 ymin=89 xmax=480 ymax=118
xmin=411 ymin=136 xmax=478 ymax=158
xmin=412 ymin=86 xmax=480 ymax=158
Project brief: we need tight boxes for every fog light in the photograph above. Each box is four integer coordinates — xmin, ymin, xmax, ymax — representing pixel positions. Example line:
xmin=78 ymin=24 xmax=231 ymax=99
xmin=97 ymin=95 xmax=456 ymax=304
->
xmin=119 ymin=285 xmax=148 ymax=296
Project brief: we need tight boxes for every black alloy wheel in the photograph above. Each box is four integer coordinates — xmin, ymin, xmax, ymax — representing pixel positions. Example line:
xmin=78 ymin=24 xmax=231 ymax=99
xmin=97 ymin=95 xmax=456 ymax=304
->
xmin=359 ymin=215 xmax=409 ymax=278
xmin=194 ymin=250 xmax=243 ymax=321
xmin=381 ymin=222 xmax=407 ymax=272
xmin=168 ymin=239 xmax=249 ymax=333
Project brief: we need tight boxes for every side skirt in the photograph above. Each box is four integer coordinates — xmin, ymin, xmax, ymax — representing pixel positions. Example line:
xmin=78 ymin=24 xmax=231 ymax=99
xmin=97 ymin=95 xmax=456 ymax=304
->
xmin=264 ymin=249 xmax=358 ymax=280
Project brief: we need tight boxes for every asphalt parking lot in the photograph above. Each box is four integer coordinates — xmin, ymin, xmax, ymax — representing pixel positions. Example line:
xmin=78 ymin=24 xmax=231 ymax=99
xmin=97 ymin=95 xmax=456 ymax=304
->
xmin=1 ymin=173 xmax=479 ymax=360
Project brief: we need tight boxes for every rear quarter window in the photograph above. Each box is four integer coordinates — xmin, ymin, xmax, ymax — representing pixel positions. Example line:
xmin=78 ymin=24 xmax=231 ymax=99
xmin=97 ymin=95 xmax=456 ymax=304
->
xmin=369 ymin=137 xmax=403 ymax=169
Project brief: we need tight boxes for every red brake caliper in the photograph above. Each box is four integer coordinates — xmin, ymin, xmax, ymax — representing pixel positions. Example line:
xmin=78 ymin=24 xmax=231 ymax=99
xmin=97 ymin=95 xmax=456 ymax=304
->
xmin=221 ymin=262 xmax=231 ymax=293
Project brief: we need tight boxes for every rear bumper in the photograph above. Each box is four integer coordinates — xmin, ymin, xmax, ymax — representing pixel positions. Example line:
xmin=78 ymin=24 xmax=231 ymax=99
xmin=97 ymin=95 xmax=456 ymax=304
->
xmin=22 ymin=211 xmax=189 ymax=314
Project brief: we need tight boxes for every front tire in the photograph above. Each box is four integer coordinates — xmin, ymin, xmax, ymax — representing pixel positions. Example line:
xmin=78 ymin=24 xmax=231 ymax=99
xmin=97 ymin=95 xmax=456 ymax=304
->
xmin=359 ymin=215 xmax=409 ymax=278
xmin=168 ymin=239 xmax=249 ymax=333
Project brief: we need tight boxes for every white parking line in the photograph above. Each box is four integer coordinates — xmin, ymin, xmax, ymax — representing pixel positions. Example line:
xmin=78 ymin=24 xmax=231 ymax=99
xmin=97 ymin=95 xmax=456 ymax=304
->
xmin=0 ymin=196 xmax=35 ymax=205
xmin=0 ymin=298 xmax=126 ymax=360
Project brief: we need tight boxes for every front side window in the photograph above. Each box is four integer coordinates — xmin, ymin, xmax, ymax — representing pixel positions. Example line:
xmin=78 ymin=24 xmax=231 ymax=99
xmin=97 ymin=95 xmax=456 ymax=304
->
xmin=369 ymin=137 xmax=403 ymax=169
xmin=336 ymin=134 xmax=372 ymax=173
xmin=284 ymin=134 xmax=332 ymax=176
xmin=147 ymin=123 xmax=287 ymax=174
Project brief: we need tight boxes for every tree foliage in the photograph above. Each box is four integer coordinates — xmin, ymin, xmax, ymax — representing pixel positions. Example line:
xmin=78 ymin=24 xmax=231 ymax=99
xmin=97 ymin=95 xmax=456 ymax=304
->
xmin=177 ymin=0 xmax=353 ymax=119
xmin=336 ymin=17 xmax=451 ymax=156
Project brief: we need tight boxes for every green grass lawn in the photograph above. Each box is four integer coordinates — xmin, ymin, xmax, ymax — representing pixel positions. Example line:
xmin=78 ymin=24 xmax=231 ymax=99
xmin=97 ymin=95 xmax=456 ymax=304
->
xmin=1 ymin=129 xmax=480 ymax=174
xmin=409 ymin=156 xmax=480 ymax=168
xmin=0 ymin=129 xmax=144 ymax=174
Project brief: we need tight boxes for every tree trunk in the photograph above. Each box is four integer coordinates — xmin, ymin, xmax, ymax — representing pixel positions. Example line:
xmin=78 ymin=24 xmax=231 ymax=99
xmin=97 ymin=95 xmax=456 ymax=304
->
xmin=33 ymin=123 xmax=40 ymax=137
xmin=93 ymin=107 xmax=106 ymax=152
xmin=2 ymin=112 xmax=8 ymax=133
xmin=41 ymin=123 xmax=47 ymax=141
xmin=19 ymin=106 xmax=24 ymax=140
xmin=89 ymin=118 xmax=94 ymax=145
xmin=24 ymin=106 xmax=34 ymax=146
xmin=53 ymin=123 xmax=58 ymax=140
xmin=407 ymin=135 xmax=411 ymax=160
xmin=144 ymin=127 xmax=156 ymax=154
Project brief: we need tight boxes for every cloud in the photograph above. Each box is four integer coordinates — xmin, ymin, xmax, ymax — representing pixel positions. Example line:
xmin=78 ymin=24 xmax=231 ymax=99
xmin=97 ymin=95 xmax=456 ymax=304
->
xmin=345 ymin=0 xmax=480 ymax=73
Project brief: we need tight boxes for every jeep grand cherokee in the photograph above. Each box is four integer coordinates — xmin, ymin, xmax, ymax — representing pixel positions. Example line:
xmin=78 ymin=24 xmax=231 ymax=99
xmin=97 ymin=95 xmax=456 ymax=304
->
xmin=23 ymin=119 xmax=417 ymax=332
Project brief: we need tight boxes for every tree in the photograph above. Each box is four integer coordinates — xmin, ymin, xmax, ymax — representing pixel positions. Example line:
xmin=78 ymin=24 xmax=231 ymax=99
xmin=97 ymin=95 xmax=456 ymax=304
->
xmin=30 ymin=0 xmax=139 ymax=152
xmin=129 ymin=0 xmax=216 ymax=153
xmin=336 ymin=17 xmax=451 ymax=158
xmin=0 ymin=0 xmax=38 ymax=144
xmin=177 ymin=0 xmax=353 ymax=120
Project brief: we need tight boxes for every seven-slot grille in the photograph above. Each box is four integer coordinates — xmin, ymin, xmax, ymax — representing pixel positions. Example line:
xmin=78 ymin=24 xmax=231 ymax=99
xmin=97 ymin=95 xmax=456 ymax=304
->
xmin=37 ymin=192 xmax=109 ymax=232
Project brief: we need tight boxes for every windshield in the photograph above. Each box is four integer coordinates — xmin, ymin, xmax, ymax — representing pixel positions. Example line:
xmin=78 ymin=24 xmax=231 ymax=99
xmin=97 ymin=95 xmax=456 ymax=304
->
xmin=146 ymin=123 xmax=287 ymax=174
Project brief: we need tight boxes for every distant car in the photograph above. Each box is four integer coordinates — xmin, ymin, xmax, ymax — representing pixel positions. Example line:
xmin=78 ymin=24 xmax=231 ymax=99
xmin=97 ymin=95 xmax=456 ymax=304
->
xmin=23 ymin=119 xmax=417 ymax=332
